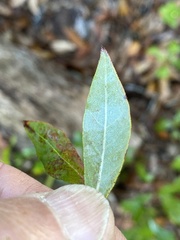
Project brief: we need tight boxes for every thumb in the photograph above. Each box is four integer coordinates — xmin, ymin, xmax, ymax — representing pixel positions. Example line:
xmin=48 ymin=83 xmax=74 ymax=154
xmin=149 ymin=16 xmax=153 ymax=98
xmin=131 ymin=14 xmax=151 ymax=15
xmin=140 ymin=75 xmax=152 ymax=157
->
xmin=0 ymin=185 xmax=126 ymax=240
xmin=42 ymin=184 xmax=121 ymax=239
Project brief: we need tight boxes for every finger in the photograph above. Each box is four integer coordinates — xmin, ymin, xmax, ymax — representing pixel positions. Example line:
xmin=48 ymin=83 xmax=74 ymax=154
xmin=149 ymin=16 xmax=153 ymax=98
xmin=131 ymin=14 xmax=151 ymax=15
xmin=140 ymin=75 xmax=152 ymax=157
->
xmin=0 ymin=185 xmax=126 ymax=239
xmin=0 ymin=162 xmax=50 ymax=198
xmin=0 ymin=197 xmax=64 ymax=240
xmin=34 ymin=185 xmax=126 ymax=239
xmin=115 ymin=227 xmax=127 ymax=240
xmin=43 ymin=185 xmax=116 ymax=239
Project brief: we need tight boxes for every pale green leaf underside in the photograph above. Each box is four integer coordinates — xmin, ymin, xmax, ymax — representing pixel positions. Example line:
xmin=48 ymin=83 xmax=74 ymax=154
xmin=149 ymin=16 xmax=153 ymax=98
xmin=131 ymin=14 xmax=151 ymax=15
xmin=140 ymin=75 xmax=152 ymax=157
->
xmin=83 ymin=49 xmax=131 ymax=197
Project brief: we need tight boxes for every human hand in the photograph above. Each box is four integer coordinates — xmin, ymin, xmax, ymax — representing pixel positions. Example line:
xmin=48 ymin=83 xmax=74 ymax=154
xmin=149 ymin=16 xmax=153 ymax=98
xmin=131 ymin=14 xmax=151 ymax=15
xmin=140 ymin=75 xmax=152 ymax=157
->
xmin=0 ymin=162 xmax=126 ymax=239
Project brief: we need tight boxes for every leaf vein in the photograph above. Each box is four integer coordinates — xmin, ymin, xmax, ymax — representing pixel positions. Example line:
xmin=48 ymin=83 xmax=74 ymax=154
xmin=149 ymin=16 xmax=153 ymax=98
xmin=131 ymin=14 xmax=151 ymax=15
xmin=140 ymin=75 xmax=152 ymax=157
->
xmin=38 ymin=133 xmax=82 ymax=178
xmin=89 ymin=112 xmax=103 ymax=127
xmin=96 ymin=61 xmax=108 ymax=191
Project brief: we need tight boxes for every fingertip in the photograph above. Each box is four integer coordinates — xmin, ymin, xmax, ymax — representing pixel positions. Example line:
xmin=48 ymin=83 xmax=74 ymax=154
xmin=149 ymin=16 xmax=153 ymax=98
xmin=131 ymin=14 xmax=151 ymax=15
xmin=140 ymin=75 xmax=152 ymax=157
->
xmin=42 ymin=185 xmax=117 ymax=239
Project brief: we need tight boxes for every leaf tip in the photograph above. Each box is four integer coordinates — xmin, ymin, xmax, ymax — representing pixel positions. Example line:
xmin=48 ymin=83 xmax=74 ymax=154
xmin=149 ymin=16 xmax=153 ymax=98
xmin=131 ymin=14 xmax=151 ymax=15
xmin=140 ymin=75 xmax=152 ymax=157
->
xmin=23 ymin=120 xmax=35 ymax=133
xmin=100 ymin=46 xmax=107 ymax=54
xmin=23 ymin=120 xmax=28 ymax=126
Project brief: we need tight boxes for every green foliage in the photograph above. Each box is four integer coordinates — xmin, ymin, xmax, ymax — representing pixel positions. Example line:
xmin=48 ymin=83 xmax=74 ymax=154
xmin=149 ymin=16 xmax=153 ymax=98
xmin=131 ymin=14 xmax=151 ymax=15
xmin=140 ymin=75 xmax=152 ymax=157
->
xmin=16 ymin=147 xmax=46 ymax=178
xmin=148 ymin=220 xmax=175 ymax=240
xmin=32 ymin=160 xmax=45 ymax=175
xmin=147 ymin=2 xmax=180 ymax=81
xmin=0 ymin=136 xmax=17 ymax=165
xmin=72 ymin=131 xmax=83 ymax=157
xmin=0 ymin=136 xmax=49 ymax=183
xmin=24 ymin=49 xmax=131 ymax=197
xmin=147 ymin=40 xmax=180 ymax=80
xmin=159 ymin=2 xmax=180 ymax=29
xmin=159 ymin=177 xmax=180 ymax=225
xmin=121 ymin=194 xmax=175 ymax=240
xmin=155 ymin=110 xmax=180 ymax=141
xmin=171 ymin=155 xmax=180 ymax=172
xmin=1 ymin=145 xmax=11 ymax=165
xmin=83 ymin=49 xmax=131 ymax=197
xmin=125 ymin=146 xmax=137 ymax=164
xmin=13 ymin=147 xmax=36 ymax=169
xmin=122 ymin=193 xmax=153 ymax=220
xmin=136 ymin=163 xmax=154 ymax=183
xmin=167 ymin=41 xmax=180 ymax=70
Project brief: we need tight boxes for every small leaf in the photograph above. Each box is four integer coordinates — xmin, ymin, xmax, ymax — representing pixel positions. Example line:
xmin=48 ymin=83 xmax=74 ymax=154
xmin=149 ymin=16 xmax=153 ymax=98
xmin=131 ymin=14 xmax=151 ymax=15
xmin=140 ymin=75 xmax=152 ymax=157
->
xmin=171 ymin=155 xmax=180 ymax=172
xmin=159 ymin=177 xmax=180 ymax=225
xmin=83 ymin=49 xmax=131 ymax=197
xmin=24 ymin=121 xmax=84 ymax=184
xmin=159 ymin=2 xmax=180 ymax=29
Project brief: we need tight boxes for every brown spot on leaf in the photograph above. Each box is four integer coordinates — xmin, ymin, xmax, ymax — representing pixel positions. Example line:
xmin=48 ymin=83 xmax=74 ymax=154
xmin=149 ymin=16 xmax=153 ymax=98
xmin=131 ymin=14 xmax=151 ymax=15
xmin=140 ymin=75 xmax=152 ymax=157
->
xmin=46 ymin=158 xmax=64 ymax=177
xmin=23 ymin=120 xmax=35 ymax=133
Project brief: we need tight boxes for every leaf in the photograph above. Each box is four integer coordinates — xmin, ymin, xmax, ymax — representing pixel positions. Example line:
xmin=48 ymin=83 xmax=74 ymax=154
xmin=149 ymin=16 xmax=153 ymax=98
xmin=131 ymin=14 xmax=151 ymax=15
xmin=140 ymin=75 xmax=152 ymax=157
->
xmin=159 ymin=2 xmax=180 ymax=29
xmin=171 ymin=155 xmax=180 ymax=172
xmin=159 ymin=177 xmax=180 ymax=225
xmin=24 ymin=121 xmax=84 ymax=184
xmin=82 ymin=49 xmax=131 ymax=197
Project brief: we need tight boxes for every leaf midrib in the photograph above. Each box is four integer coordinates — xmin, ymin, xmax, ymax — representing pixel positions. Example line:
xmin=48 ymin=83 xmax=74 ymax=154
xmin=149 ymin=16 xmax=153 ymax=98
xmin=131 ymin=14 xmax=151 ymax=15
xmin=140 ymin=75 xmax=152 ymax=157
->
xmin=96 ymin=56 xmax=108 ymax=191
xmin=36 ymin=132 xmax=83 ymax=178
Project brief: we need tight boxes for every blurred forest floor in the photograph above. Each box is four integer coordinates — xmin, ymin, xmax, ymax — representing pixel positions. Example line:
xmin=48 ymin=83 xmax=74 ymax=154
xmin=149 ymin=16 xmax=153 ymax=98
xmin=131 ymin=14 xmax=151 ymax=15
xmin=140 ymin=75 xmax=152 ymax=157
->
xmin=0 ymin=0 xmax=180 ymax=239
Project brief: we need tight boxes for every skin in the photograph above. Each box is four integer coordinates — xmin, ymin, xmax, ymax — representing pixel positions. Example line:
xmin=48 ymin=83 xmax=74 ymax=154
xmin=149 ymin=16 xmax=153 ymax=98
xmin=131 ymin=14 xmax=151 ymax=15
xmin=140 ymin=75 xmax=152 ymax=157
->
xmin=0 ymin=162 xmax=126 ymax=239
